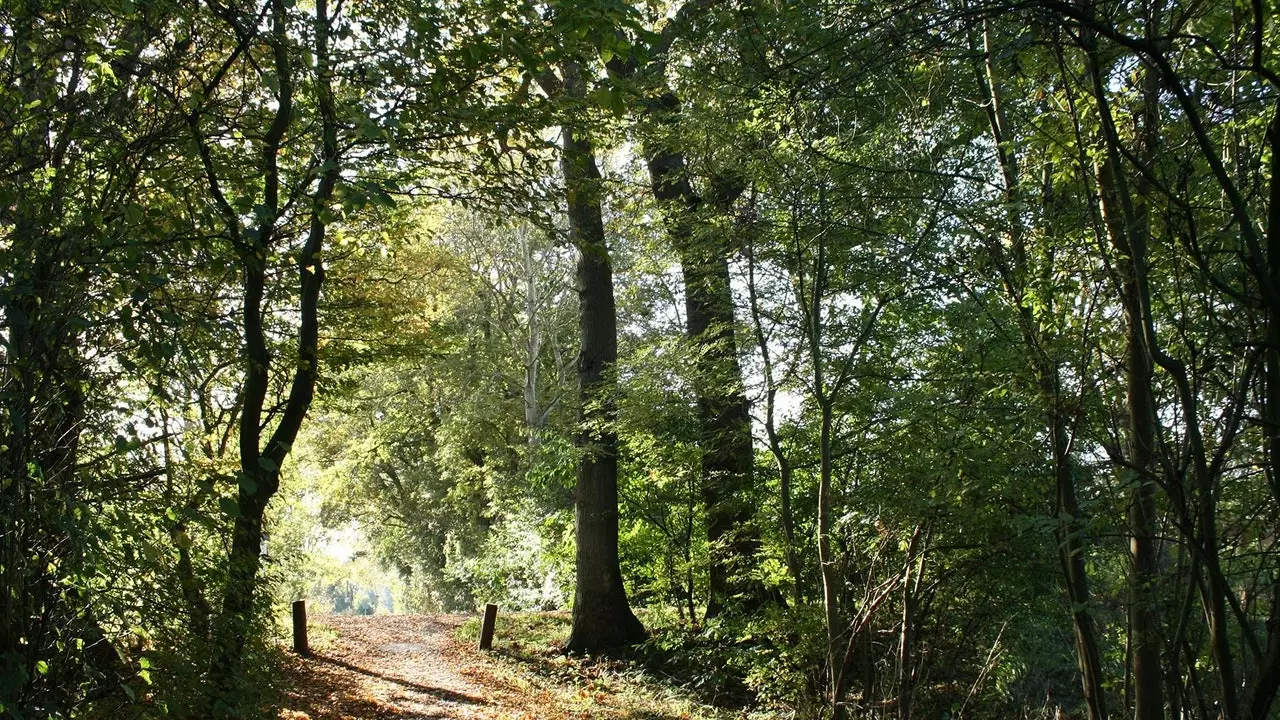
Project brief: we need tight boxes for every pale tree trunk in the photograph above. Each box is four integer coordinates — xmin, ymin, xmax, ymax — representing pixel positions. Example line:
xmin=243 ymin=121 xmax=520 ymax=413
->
xmin=521 ymin=226 xmax=544 ymax=439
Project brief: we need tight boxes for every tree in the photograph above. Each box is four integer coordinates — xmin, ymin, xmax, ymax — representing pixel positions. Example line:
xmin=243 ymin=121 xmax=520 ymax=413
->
xmin=188 ymin=0 xmax=341 ymax=708
xmin=967 ymin=18 xmax=1109 ymax=718
xmin=0 ymin=1 xmax=189 ymax=710
xmin=535 ymin=45 xmax=647 ymax=649
xmin=608 ymin=1 xmax=773 ymax=618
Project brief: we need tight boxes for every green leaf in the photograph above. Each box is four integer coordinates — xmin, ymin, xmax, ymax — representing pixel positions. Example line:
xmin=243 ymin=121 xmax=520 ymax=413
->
xmin=218 ymin=497 xmax=240 ymax=518
xmin=607 ymin=88 xmax=625 ymax=117
xmin=35 ymin=660 xmax=48 ymax=675
xmin=367 ymin=186 xmax=397 ymax=208
xmin=258 ymin=456 xmax=278 ymax=473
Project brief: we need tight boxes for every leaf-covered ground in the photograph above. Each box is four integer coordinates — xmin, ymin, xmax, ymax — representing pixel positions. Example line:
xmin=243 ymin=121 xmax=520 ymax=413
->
xmin=275 ymin=614 xmax=752 ymax=720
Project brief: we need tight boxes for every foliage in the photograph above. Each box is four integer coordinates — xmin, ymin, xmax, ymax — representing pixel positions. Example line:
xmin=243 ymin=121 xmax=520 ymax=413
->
xmin=5 ymin=0 xmax=1280 ymax=716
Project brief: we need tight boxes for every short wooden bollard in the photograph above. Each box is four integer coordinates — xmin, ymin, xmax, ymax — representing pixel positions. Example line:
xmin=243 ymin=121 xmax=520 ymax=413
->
xmin=478 ymin=603 xmax=498 ymax=651
xmin=292 ymin=600 xmax=309 ymax=656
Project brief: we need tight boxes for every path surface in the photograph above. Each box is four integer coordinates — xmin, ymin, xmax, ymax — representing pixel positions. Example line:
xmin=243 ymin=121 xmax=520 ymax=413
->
xmin=277 ymin=614 xmax=515 ymax=720
xmin=277 ymin=613 xmax=738 ymax=720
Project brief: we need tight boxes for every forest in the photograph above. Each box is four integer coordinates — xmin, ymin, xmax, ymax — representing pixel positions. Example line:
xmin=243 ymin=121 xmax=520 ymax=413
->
xmin=2 ymin=0 xmax=1280 ymax=717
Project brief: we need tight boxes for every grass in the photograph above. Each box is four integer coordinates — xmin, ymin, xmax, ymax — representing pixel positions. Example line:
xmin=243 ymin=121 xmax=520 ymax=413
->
xmin=455 ymin=611 xmax=781 ymax=720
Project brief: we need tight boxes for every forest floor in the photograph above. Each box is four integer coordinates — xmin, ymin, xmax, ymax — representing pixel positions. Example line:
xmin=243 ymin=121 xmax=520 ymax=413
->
xmin=273 ymin=613 xmax=750 ymax=720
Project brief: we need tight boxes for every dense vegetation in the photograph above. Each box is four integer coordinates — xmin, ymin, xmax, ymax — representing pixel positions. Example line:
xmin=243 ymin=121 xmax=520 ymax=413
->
xmin=3 ymin=0 xmax=1280 ymax=717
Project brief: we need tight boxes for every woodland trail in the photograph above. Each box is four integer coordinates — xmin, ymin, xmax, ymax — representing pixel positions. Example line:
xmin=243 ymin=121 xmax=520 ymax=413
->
xmin=276 ymin=614 xmax=516 ymax=720
xmin=276 ymin=613 xmax=741 ymax=720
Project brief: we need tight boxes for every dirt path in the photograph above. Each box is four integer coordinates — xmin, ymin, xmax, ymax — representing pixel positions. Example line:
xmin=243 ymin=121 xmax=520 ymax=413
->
xmin=277 ymin=614 xmax=513 ymax=720
xmin=276 ymin=613 xmax=742 ymax=720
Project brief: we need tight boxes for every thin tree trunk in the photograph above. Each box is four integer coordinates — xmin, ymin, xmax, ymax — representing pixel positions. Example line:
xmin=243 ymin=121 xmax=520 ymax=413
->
xmin=1082 ymin=28 xmax=1165 ymax=720
xmin=205 ymin=0 xmax=338 ymax=708
xmin=897 ymin=526 xmax=923 ymax=720
xmin=818 ymin=396 xmax=845 ymax=719
xmin=1249 ymin=99 xmax=1280 ymax=720
xmin=162 ymin=410 xmax=212 ymax=643
xmin=793 ymin=205 xmax=846 ymax=717
xmin=521 ymin=226 xmax=545 ymax=443
xmin=973 ymin=24 xmax=1108 ymax=719
xmin=746 ymin=234 xmax=803 ymax=606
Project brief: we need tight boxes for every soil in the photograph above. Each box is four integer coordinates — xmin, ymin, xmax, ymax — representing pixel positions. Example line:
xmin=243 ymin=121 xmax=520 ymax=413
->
xmin=275 ymin=613 xmax=738 ymax=720
xmin=276 ymin=614 xmax=522 ymax=720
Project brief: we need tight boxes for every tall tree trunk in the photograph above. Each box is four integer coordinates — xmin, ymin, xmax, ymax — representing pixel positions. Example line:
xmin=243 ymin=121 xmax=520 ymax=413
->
xmin=205 ymin=0 xmax=339 ymax=708
xmin=643 ymin=96 xmax=766 ymax=618
xmin=818 ymin=394 xmax=845 ymax=719
xmin=792 ymin=205 xmax=847 ymax=718
xmin=521 ymin=227 xmax=545 ymax=441
xmin=555 ymin=60 xmax=646 ymax=653
xmin=972 ymin=24 xmax=1108 ymax=719
xmin=897 ymin=526 xmax=923 ymax=720
xmin=1082 ymin=27 xmax=1165 ymax=720
xmin=1250 ymin=99 xmax=1280 ymax=720
xmin=746 ymin=235 xmax=803 ymax=606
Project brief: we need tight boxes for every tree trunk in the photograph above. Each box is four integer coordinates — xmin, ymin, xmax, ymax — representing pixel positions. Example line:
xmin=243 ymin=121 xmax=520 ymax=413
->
xmin=1083 ymin=30 xmax=1165 ymax=720
xmin=205 ymin=0 xmax=338 ymax=709
xmin=556 ymin=60 xmax=646 ymax=653
xmin=973 ymin=25 xmax=1109 ymax=719
xmin=897 ymin=527 xmax=922 ymax=720
xmin=819 ymin=397 xmax=846 ymax=719
xmin=644 ymin=114 xmax=765 ymax=618
xmin=1250 ymin=99 xmax=1280 ymax=720
xmin=522 ymin=227 xmax=545 ymax=440
xmin=747 ymin=233 xmax=804 ymax=606
xmin=796 ymin=213 xmax=846 ymax=717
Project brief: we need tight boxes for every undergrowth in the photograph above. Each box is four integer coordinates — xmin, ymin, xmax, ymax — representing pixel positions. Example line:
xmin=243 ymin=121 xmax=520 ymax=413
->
xmin=457 ymin=608 xmax=813 ymax=719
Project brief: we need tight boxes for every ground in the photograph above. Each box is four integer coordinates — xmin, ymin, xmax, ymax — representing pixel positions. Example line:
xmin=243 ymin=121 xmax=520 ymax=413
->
xmin=275 ymin=614 xmax=749 ymax=720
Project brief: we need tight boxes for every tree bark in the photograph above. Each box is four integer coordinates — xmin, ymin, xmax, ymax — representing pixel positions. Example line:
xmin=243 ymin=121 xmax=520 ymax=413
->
xmin=643 ymin=103 xmax=766 ymax=618
xmin=553 ymin=60 xmax=646 ymax=653
xmin=205 ymin=0 xmax=339 ymax=709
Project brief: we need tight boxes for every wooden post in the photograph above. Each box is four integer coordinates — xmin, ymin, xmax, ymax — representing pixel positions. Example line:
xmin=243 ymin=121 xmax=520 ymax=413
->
xmin=478 ymin=603 xmax=498 ymax=651
xmin=292 ymin=600 xmax=309 ymax=656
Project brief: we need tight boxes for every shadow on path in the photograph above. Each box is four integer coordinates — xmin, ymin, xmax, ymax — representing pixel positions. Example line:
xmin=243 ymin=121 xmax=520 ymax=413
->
xmin=313 ymin=653 xmax=488 ymax=707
